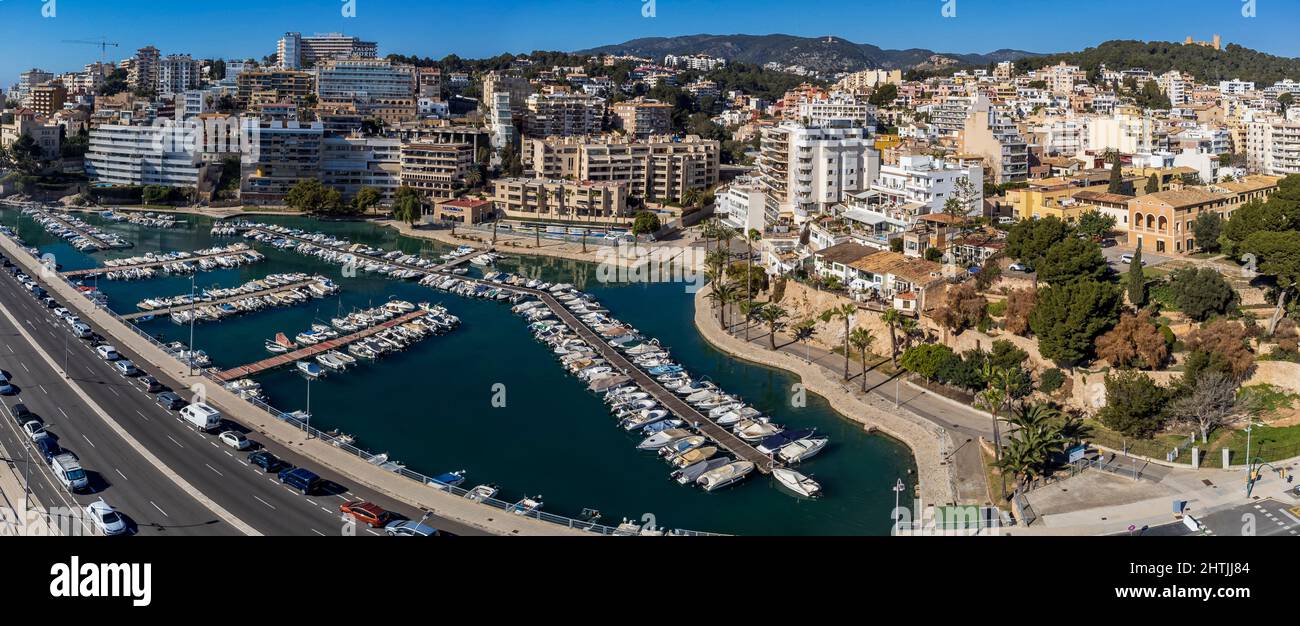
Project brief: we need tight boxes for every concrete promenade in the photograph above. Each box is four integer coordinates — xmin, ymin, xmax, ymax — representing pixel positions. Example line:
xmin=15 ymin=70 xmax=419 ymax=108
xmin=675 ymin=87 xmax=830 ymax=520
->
xmin=0 ymin=233 xmax=588 ymax=537
xmin=693 ymin=286 xmax=959 ymax=507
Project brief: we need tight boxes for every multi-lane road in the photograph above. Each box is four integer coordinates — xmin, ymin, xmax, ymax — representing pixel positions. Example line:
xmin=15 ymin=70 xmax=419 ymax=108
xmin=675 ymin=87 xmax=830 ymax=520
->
xmin=0 ymin=252 xmax=485 ymax=536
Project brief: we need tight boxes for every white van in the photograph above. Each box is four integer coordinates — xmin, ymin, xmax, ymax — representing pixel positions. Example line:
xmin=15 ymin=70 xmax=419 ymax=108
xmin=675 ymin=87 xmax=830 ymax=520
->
xmin=95 ymin=345 xmax=120 ymax=361
xmin=180 ymin=402 xmax=222 ymax=432
xmin=51 ymin=453 xmax=89 ymax=492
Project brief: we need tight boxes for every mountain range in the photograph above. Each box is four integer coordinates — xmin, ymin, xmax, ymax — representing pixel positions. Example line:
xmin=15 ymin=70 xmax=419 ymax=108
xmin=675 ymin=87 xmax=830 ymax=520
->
xmin=578 ymin=34 xmax=1045 ymax=74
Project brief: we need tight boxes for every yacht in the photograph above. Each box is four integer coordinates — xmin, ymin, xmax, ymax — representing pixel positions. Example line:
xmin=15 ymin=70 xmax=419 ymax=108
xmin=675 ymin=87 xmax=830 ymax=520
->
xmin=637 ymin=428 xmax=692 ymax=451
xmin=756 ymin=428 xmax=817 ymax=455
xmin=697 ymin=461 xmax=755 ymax=492
xmin=465 ymin=484 xmax=499 ymax=502
xmin=296 ymin=361 xmax=325 ymax=379
xmin=657 ymin=435 xmax=707 ymax=458
xmin=669 ymin=445 xmax=718 ymax=469
xmin=773 ymin=468 xmax=822 ymax=497
xmin=510 ymin=495 xmax=544 ymax=515
xmin=734 ymin=418 xmax=782 ymax=442
xmin=777 ymin=437 xmax=829 ymax=464
xmin=620 ymin=409 xmax=670 ymax=431
xmin=431 ymin=470 xmax=466 ymax=489
xmin=673 ymin=456 xmax=731 ymax=485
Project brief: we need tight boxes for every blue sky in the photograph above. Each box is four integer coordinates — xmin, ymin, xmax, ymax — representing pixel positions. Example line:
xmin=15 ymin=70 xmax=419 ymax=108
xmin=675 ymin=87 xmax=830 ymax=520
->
xmin=1 ymin=0 xmax=1296 ymax=88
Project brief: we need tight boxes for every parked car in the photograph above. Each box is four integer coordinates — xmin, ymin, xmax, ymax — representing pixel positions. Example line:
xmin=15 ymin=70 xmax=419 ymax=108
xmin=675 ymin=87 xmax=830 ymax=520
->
xmin=383 ymin=520 xmax=440 ymax=537
xmin=85 ymin=499 xmax=128 ymax=536
xmin=11 ymin=403 xmax=33 ymax=423
xmin=1008 ymin=263 xmax=1032 ymax=273
xmin=1120 ymin=253 xmax=1148 ymax=266
xmin=218 ymin=431 xmax=251 ymax=451
xmin=34 ymin=437 xmax=60 ymax=463
xmin=155 ymin=392 xmax=187 ymax=411
xmin=340 ymin=501 xmax=393 ymax=528
xmin=71 ymin=323 xmax=93 ymax=340
xmin=95 ymin=345 xmax=120 ymax=361
xmin=42 ymin=297 xmax=57 ymax=308
xmin=22 ymin=420 xmax=49 ymax=442
xmin=248 ymin=450 xmax=287 ymax=473
xmin=0 ymin=380 xmax=13 ymax=395
xmin=112 ymin=360 xmax=139 ymax=377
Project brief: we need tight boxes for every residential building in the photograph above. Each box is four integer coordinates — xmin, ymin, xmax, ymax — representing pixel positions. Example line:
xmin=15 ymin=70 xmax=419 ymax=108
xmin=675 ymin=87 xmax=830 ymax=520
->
xmin=127 ymin=47 xmax=161 ymax=91
xmin=320 ymin=135 xmax=401 ymax=201
xmin=525 ymin=134 xmax=720 ymax=203
xmin=27 ymin=84 xmax=66 ymax=116
xmin=812 ymin=244 xmax=946 ymax=312
xmin=240 ymin=120 xmax=325 ymax=204
xmin=610 ymin=98 xmax=673 ymax=138
xmin=1 ymin=110 xmax=61 ymax=159
xmin=85 ymin=123 xmax=203 ymax=188
xmin=524 ymin=93 xmax=605 ymax=138
xmin=1246 ymin=115 xmax=1300 ymax=176
xmin=759 ymin=120 xmax=880 ymax=220
xmin=1127 ymin=175 xmax=1282 ymax=254
xmin=834 ymin=69 xmax=902 ymax=94
xmin=399 ymin=143 xmax=475 ymax=202
xmin=717 ymin=175 xmax=767 ymax=233
xmin=961 ymin=96 xmax=1028 ymax=184
xmin=663 ymin=54 xmax=726 ymax=72
xmin=15 ymin=69 xmax=54 ymax=105
xmin=491 ymin=178 xmax=630 ymax=226
xmin=315 ymin=58 xmax=417 ymax=123
xmin=863 ymin=154 xmax=983 ymax=217
xmin=156 ymin=55 xmax=201 ymax=97
xmin=236 ymin=69 xmax=313 ymax=106
xmin=1088 ymin=108 xmax=1155 ymax=154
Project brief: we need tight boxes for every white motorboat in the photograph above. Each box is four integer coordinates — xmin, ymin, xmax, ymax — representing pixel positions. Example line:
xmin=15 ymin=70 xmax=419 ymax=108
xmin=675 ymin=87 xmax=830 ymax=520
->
xmin=465 ymin=484 xmax=499 ymax=502
xmin=669 ymin=445 xmax=718 ymax=468
xmin=697 ymin=461 xmax=755 ymax=492
xmin=510 ymin=495 xmax=544 ymax=515
xmin=636 ymin=428 xmax=692 ymax=451
xmin=673 ymin=456 xmax=731 ymax=485
xmin=777 ymin=437 xmax=829 ymax=464
xmin=734 ymin=418 xmax=782 ymax=441
xmin=621 ymin=409 xmax=670 ymax=431
xmin=773 ymin=468 xmax=822 ymax=497
xmin=658 ymin=435 xmax=707 ymax=458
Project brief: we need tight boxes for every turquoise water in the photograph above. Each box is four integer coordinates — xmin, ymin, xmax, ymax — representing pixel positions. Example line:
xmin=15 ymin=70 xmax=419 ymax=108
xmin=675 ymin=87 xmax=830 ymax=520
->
xmin=3 ymin=208 xmax=916 ymax=535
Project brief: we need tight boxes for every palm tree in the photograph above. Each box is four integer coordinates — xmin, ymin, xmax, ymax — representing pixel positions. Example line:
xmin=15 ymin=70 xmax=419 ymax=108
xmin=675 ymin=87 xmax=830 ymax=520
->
xmin=792 ymin=318 xmax=817 ymax=361
xmin=849 ymin=327 xmax=876 ymax=392
xmin=745 ymin=228 xmax=762 ymax=308
xmin=898 ymin=317 xmax=920 ymax=351
xmin=758 ymin=305 xmax=788 ymax=350
xmin=708 ymin=282 xmax=739 ymax=329
xmin=739 ymin=299 xmax=761 ymax=341
xmin=994 ymin=438 xmax=1039 ymax=495
xmin=820 ymin=304 xmax=858 ymax=381
xmin=882 ymin=308 xmax=902 ymax=367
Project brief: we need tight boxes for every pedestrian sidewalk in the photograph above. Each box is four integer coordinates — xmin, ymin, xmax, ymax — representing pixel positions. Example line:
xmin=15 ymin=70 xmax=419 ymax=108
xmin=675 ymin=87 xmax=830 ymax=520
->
xmin=0 ymin=234 xmax=586 ymax=537
xmin=0 ymin=440 xmax=59 ymax=536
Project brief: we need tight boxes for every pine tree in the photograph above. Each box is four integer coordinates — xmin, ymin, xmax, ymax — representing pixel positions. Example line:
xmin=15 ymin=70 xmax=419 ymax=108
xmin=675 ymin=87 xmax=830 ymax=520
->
xmin=1145 ymin=174 xmax=1159 ymax=194
xmin=1108 ymin=152 xmax=1126 ymax=195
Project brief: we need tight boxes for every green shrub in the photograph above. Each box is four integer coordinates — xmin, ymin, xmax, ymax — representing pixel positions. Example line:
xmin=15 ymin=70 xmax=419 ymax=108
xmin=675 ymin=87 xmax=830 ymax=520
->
xmin=1039 ymin=368 xmax=1065 ymax=394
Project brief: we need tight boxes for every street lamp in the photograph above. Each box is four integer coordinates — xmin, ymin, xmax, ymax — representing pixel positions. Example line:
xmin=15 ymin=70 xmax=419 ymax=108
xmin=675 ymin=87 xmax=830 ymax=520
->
xmin=304 ymin=376 xmax=312 ymax=440
xmin=187 ymin=274 xmax=197 ymax=376
xmin=1244 ymin=421 xmax=1265 ymax=495
xmin=892 ymin=478 xmax=906 ymax=533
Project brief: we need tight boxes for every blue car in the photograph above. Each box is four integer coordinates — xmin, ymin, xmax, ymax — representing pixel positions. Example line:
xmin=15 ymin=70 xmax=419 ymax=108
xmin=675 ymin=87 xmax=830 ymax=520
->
xmin=34 ymin=437 xmax=60 ymax=463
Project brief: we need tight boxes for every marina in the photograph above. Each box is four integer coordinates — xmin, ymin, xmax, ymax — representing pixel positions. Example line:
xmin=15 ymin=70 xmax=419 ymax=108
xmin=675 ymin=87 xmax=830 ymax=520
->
xmin=20 ymin=205 xmax=132 ymax=251
xmin=62 ymin=243 xmax=265 ymax=279
xmin=215 ymin=305 xmax=459 ymax=381
xmin=124 ymin=273 xmax=339 ymax=322
xmin=1 ymin=206 xmax=916 ymax=535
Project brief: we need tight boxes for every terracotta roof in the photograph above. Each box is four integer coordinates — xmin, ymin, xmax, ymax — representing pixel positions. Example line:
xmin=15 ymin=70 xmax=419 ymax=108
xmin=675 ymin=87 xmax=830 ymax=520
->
xmin=1217 ymin=175 xmax=1283 ymax=194
xmin=848 ymin=251 xmax=944 ymax=286
xmin=1072 ymin=190 xmax=1132 ymax=205
xmin=815 ymin=242 xmax=874 ymax=265
xmin=1131 ymin=188 xmax=1227 ymax=209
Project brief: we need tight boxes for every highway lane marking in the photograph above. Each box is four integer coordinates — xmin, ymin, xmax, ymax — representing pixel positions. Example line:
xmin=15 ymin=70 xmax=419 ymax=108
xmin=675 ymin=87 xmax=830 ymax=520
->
xmin=0 ymin=290 xmax=263 ymax=537
xmin=58 ymin=407 xmax=68 ymax=419
xmin=224 ymin=451 xmax=234 ymax=458
xmin=204 ymin=463 xmax=223 ymax=477
xmin=81 ymin=434 xmax=96 ymax=448
xmin=366 ymin=529 xmax=380 ymax=536
xmin=166 ymin=435 xmax=184 ymax=448
xmin=109 ymin=386 xmax=120 ymax=397
xmin=115 ymin=468 xmax=127 ymax=481
xmin=253 ymin=495 xmax=276 ymax=510
xmin=150 ymin=501 xmax=169 ymax=517
xmin=135 ymin=410 xmax=150 ymax=422
xmin=21 ymin=363 xmax=29 ymax=373
xmin=39 ymin=384 xmax=47 ymax=395
xmin=311 ymin=528 xmax=326 ymax=536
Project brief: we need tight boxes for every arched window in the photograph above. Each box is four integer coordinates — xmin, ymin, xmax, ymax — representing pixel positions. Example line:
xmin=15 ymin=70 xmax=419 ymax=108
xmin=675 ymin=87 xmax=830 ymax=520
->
xmin=1157 ymin=216 xmax=1168 ymax=231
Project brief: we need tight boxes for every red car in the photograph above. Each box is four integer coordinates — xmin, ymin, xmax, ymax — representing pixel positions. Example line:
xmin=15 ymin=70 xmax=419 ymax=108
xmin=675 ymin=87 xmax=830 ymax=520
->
xmin=340 ymin=501 xmax=393 ymax=528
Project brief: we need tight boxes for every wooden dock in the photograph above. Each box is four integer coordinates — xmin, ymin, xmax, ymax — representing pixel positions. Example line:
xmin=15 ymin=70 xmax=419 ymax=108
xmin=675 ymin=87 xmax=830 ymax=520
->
xmin=121 ymin=279 xmax=320 ymax=320
xmin=248 ymin=227 xmax=490 ymax=274
xmin=35 ymin=209 xmax=132 ymax=251
xmin=534 ymin=290 xmax=776 ymax=474
xmin=213 ymin=310 xmax=430 ymax=382
xmin=62 ymin=248 xmax=263 ymax=278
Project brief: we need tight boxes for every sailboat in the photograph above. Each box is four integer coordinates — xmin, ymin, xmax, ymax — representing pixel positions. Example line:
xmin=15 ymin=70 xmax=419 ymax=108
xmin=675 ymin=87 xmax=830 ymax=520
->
xmin=265 ymin=332 xmax=295 ymax=354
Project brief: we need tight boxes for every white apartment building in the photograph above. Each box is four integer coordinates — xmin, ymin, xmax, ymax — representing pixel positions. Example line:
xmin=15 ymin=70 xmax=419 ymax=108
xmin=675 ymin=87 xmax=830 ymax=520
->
xmin=1219 ymin=79 xmax=1256 ymax=95
xmin=85 ymin=124 xmax=203 ymax=188
xmin=798 ymin=94 xmax=876 ymax=128
xmin=1246 ymin=115 xmax=1300 ymax=176
xmin=1088 ymin=109 xmax=1154 ymax=154
xmin=1157 ymin=71 xmax=1193 ymax=106
xmin=717 ymin=176 xmax=768 ymax=233
xmin=1034 ymin=62 xmax=1084 ymax=96
xmin=524 ymin=93 xmax=605 ymax=138
xmin=156 ymin=55 xmax=201 ymax=97
xmin=834 ymin=69 xmax=902 ymax=93
xmin=278 ymin=32 xmax=378 ymax=69
xmin=489 ymin=91 xmax=515 ymax=148
xmin=663 ymin=54 xmax=726 ymax=72
xmin=1031 ymin=117 xmax=1088 ymax=156
xmin=759 ymin=120 xmax=880 ymax=220
xmin=927 ymin=96 xmax=972 ymax=137
xmin=867 ymin=155 xmax=983 ymax=216
xmin=321 ymin=135 xmax=401 ymax=201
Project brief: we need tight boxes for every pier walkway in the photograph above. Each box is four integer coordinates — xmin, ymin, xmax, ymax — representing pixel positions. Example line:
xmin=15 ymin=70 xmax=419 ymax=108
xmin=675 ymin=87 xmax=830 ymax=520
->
xmin=213 ymin=310 xmax=429 ymax=381
xmin=34 ymin=208 xmax=132 ymax=251
xmin=247 ymin=227 xmax=491 ymax=274
xmin=121 ymin=279 xmax=319 ymax=320
xmin=62 ymin=248 xmax=263 ymax=278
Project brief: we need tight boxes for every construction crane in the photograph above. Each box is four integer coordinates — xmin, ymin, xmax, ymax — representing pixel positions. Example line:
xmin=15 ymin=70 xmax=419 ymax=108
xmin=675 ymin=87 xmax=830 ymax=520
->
xmin=63 ymin=38 xmax=121 ymax=64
